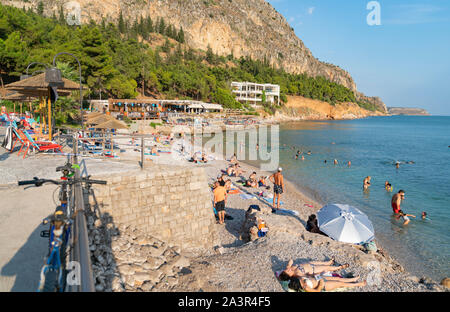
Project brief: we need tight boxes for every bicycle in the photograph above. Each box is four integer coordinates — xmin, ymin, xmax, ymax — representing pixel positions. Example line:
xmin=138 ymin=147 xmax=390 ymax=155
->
xmin=18 ymin=175 xmax=107 ymax=292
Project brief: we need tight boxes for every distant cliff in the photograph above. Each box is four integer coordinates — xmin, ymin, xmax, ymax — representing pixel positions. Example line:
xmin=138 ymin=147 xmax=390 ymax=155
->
xmin=388 ymin=107 xmax=430 ymax=116
xmin=2 ymin=0 xmax=386 ymax=111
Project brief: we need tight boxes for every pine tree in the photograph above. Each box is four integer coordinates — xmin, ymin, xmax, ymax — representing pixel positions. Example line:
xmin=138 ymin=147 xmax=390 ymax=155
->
xmin=37 ymin=1 xmax=44 ymax=16
xmin=58 ymin=5 xmax=65 ymax=24
xmin=177 ymin=27 xmax=185 ymax=43
xmin=118 ymin=10 xmax=126 ymax=34
xmin=146 ymin=16 xmax=153 ymax=33
xmin=158 ymin=17 xmax=165 ymax=35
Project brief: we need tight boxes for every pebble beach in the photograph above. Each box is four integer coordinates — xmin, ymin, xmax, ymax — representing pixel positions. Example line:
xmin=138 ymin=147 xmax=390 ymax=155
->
xmin=152 ymin=156 xmax=445 ymax=292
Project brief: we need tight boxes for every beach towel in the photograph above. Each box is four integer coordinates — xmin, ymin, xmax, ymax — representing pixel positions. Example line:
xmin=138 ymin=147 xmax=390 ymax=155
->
xmin=240 ymin=194 xmax=255 ymax=200
xmin=272 ymin=208 xmax=298 ymax=216
xmin=2 ymin=126 xmax=13 ymax=151
xmin=275 ymin=271 xmax=347 ymax=292
xmin=263 ymin=197 xmax=284 ymax=205
xmin=228 ymin=189 xmax=241 ymax=195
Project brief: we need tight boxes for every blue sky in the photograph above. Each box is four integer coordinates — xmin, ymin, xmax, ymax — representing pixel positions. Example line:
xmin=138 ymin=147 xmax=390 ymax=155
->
xmin=267 ymin=0 xmax=450 ymax=115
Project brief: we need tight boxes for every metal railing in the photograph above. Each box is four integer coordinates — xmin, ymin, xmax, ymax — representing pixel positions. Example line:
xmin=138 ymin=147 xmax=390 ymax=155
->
xmin=68 ymin=135 xmax=96 ymax=292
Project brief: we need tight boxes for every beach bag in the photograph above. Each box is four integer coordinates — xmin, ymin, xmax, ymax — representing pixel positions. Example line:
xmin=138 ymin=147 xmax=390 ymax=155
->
xmin=363 ymin=241 xmax=377 ymax=253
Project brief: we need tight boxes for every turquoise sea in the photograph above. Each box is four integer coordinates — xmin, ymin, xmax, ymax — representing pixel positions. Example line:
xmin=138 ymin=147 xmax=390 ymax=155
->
xmin=243 ymin=116 xmax=450 ymax=281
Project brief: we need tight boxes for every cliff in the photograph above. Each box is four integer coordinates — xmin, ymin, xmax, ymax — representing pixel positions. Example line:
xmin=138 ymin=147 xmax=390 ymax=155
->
xmin=388 ymin=107 xmax=430 ymax=116
xmin=2 ymin=0 xmax=386 ymax=110
xmin=269 ymin=95 xmax=384 ymax=121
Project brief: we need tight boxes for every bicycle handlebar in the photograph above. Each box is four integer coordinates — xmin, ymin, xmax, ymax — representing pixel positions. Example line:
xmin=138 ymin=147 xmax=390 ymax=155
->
xmin=18 ymin=177 xmax=107 ymax=187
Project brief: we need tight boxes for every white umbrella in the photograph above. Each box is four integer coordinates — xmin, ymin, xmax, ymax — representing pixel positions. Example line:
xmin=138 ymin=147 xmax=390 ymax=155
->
xmin=317 ymin=204 xmax=375 ymax=244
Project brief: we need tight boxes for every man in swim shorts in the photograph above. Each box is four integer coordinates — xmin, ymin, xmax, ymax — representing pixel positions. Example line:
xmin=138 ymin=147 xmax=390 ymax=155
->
xmin=269 ymin=168 xmax=284 ymax=210
xmin=213 ymin=181 xmax=227 ymax=224
xmin=391 ymin=190 xmax=405 ymax=214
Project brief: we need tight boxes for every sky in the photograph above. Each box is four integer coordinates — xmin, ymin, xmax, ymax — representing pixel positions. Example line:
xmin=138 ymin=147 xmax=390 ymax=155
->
xmin=267 ymin=0 xmax=450 ymax=115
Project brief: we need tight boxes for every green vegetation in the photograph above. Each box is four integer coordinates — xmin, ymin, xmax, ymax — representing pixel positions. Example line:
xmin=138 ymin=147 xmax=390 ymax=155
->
xmin=150 ymin=122 xmax=162 ymax=128
xmin=0 ymin=4 xmax=380 ymax=115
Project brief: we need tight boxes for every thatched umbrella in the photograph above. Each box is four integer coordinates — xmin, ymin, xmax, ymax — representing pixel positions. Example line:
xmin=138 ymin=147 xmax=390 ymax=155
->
xmin=4 ymin=73 xmax=83 ymax=96
xmin=87 ymin=114 xmax=116 ymax=126
xmin=94 ymin=119 xmax=128 ymax=155
xmin=4 ymin=73 xmax=85 ymax=140
xmin=84 ymin=111 xmax=104 ymax=121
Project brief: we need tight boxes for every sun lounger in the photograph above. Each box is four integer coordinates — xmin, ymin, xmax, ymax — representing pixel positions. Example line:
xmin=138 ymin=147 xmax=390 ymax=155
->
xmin=13 ymin=128 xmax=63 ymax=159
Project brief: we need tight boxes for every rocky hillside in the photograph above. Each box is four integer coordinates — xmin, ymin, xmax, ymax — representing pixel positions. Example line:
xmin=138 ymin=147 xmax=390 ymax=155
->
xmin=273 ymin=95 xmax=385 ymax=121
xmin=388 ymin=107 xmax=430 ymax=116
xmin=2 ymin=0 xmax=386 ymax=112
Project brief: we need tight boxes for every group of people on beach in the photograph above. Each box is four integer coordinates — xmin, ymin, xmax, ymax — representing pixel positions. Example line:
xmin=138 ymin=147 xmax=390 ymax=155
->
xmin=278 ymin=258 xmax=366 ymax=292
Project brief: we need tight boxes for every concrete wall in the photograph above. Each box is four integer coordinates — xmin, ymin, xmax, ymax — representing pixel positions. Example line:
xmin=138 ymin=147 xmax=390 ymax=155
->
xmin=90 ymin=165 xmax=218 ymax=252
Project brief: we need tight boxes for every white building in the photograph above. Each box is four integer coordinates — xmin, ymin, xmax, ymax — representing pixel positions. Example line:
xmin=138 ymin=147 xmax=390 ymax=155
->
xmin=231 ymin=81 xmax=280 ymax=107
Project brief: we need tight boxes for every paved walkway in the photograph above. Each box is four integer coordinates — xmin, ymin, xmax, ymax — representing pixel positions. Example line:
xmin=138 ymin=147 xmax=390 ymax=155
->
xmin=0 ymin=127 xmax=141 ymax=291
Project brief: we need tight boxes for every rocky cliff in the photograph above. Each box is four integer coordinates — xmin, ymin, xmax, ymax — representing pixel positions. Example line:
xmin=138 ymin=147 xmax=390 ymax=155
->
xmin=2 ymin=0 xmax=386 ymax=111
xmin=273 ymin=95 xmax=385 ymax=121
xmin=388 ymin=107 xmax=430 ymax=116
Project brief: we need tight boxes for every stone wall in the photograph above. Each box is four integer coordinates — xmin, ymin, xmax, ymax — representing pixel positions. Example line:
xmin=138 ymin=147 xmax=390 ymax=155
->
xmin=90 ymin=165 xmax=218 ymax=252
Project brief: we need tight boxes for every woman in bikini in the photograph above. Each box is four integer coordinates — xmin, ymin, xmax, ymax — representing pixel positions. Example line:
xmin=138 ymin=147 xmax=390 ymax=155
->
xmin=288 ymin=275 xmax=367 ymax=292
xmin=281 ymin=258 xmax=350 ymax=279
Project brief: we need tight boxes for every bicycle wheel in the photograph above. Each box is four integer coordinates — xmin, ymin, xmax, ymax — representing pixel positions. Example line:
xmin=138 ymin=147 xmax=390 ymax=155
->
xmin=42 ymin=269 xmax=59 ymax=292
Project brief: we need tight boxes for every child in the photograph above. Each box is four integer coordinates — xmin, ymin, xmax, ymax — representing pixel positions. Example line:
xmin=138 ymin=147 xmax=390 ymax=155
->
xmin=399 ymin=210 xmax=416 ymax=225
xmin=421 ymin=212 xmax=430 ymax=220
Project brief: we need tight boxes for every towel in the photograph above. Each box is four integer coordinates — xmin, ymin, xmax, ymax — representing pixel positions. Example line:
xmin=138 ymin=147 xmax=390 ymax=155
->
xmin=240 ymin=194 xmax=255 ymax=200
xmin=272 ymin=208 xmax=298 ymax=216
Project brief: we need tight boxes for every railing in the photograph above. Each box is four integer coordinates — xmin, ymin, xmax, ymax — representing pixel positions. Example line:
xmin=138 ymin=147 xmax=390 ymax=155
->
xmin=68 ymin=135 xmax=96 ymax=292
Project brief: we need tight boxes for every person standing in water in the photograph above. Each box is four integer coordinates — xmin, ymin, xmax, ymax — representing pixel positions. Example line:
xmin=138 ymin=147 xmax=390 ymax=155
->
xmin=391 ymin=190 xmax=405 ymax=214
xmin=269 ymin=168 xmax=285 ymax=211
xmin=363 ymin=176 xmax=371 ymax=190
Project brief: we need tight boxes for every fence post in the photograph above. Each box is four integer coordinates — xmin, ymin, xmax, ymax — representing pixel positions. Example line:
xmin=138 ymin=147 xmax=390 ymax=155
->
xmin=141 ymin=136 xmax=144 ymax=169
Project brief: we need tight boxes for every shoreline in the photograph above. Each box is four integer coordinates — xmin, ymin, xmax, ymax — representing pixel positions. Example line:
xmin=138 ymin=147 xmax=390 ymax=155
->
xmin=159 ymin=144 xmax=444 ymax=291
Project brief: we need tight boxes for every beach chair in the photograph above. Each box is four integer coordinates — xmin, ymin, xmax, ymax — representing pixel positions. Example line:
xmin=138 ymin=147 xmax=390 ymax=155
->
xmin=83 ymin=142 xmax=103 ymax=155
xmin=14 ymin=128 xmax=63 ymax=159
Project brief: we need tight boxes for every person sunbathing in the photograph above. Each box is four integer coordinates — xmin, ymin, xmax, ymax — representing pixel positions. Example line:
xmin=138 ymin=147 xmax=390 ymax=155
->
xmin=245 ymin=172 xmax=258 ymax=188
xmin=280 ymin=259 xmax=349 ymax=279
xmin=226 ymin=165 xmax=235 ymax=176
xmin=234 ymin=164 xmax=244 ymax=177
xmin=258 ymin=176 xmax=267 ymax=187
xmin=286 ymin=275 xmax=367 ymax=292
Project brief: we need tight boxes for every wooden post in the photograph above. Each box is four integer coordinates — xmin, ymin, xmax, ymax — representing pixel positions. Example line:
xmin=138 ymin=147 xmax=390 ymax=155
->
xmin=141 ymin=136 xmax=144 ymax=169
xmin=48 ymin=96 xmax=52 ymax=141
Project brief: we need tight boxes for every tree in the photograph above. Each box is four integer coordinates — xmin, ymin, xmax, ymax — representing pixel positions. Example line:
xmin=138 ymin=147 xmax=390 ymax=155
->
xmin=177 ymin=27 xmax=185 ymax=43
xmin=158 ymin=17 xmax=165 ymax=35
xmin=37 ymin=1 xmax=44 ymax=16
xmin=58 ymin=5 xmax=65 ymax=24
xmin=118 ymin=10 xmax=125 ymax=34
xmin=206 ymin=45 xmax=215 ymax=64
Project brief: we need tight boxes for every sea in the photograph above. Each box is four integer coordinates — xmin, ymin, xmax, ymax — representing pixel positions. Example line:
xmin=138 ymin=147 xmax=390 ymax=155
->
xmin=231 ymin=115 xmax=450 ymax=281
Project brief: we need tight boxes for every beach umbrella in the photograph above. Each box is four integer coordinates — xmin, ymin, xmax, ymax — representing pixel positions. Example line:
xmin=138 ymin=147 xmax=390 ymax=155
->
xmin=87 ymin=114 xmax=116 ymax=125
xmin=317 ymin=203 xmax=375 ymax=244
xmin=84 ymin=112 xmax=103 ymax=120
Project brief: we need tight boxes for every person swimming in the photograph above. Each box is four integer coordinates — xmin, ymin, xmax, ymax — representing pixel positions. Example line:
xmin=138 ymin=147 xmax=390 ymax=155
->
xmin=398 ymin=210 xmax=416 ymax=225
xmin=421 ymin=212 xmax=431 ymax=220
xmin=385 ymin=181 xmax=393 ymax=192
